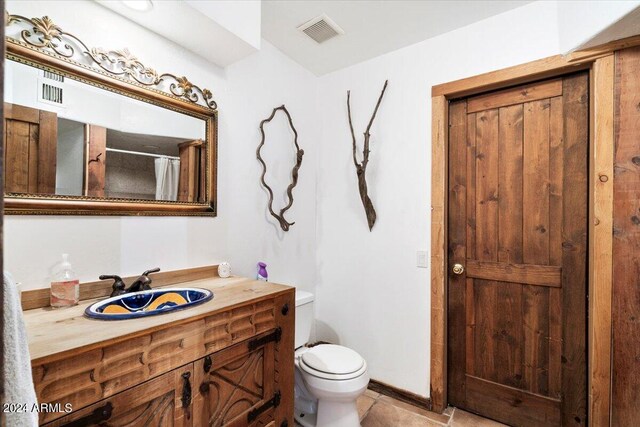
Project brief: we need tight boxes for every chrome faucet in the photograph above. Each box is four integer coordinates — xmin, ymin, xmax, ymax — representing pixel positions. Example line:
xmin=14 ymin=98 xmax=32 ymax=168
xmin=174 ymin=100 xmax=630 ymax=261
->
xmin=101 ymin=267 xmax=161 ymax=298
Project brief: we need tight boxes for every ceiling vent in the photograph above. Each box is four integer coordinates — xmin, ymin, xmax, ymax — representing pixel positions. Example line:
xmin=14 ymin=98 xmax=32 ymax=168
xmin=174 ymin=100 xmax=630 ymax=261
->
xmin=297 ymin=14 xmax=344 ymax=44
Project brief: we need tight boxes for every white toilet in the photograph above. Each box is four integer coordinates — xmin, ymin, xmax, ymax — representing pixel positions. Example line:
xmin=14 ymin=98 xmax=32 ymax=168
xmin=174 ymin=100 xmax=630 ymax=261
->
xmin=294 ymin=290 xmax=370 ymax=427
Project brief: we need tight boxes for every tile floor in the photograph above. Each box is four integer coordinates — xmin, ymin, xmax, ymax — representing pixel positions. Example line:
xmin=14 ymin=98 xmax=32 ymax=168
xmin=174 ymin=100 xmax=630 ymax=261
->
xmin=357 ymin=389 xmax=507 ymax=426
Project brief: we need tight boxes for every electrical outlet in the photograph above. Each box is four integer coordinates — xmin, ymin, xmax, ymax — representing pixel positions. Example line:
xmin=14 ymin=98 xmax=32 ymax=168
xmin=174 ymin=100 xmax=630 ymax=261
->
xmin=417 ymin=250 xmax=429 ymax=268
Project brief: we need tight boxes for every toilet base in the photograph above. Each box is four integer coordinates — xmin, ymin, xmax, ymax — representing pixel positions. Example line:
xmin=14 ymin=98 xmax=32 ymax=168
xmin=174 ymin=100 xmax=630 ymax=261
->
xmin=294 ymin=409 xmax=317 ymax=427
xmin=294 ymin=400 xmax=361 ymax=427
xmin=319 ymin=400 xmax=361 ymax=427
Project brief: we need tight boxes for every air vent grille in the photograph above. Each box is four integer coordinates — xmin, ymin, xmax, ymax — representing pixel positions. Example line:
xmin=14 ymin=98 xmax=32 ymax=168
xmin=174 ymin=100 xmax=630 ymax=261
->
xmin=43 ymin=70 xmax=64 ymax=82
xmin=42 ymin=83 xmax=63 ymax=104
xmin=298 ymin=14 xmax=344 ymax=44
xmin=38 ymin=70 xmax=65 ymax=106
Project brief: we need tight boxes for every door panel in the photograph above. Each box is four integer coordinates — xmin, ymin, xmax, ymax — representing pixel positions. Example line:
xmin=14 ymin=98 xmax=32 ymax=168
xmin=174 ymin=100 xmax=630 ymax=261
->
xmin=4 ymin=102 xmax=57 ymax=194
xmin=42 ymin=364 xmax=193 ymax=427
xmin=86 ymin=124 xmax=106 ymax=198
xmin=447 ymin=74 xmax=588 ymax=426
xmin=178 ymin=139 xmax=204 ymax=202
xmin=193 ymin=330 xmax=276 ymax=427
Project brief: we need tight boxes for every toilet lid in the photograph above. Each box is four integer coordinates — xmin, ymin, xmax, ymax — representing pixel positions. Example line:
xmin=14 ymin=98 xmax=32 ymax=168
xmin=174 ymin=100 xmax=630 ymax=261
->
xmin=300 ymin=344 xmax=365 ymax=376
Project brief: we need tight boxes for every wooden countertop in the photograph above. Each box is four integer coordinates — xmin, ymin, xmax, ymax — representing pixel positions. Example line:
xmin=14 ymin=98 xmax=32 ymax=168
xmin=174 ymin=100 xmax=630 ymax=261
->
xmin=23 ymin=276 xmax=293 ymax=364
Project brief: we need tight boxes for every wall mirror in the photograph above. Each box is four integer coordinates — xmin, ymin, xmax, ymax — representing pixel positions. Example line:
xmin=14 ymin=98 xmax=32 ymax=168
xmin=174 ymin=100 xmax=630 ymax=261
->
xmin=4 ymin=13 xmax=218 ymax=215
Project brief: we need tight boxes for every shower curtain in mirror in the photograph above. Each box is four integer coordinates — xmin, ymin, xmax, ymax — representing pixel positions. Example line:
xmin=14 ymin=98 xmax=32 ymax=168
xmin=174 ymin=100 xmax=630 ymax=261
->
xmin=154 ymin=157 xmax=180 ymax=201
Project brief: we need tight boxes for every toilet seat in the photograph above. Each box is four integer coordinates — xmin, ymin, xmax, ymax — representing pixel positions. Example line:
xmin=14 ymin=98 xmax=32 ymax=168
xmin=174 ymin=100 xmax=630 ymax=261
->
xmin=299 ymin=345 xmax=367 ymax=381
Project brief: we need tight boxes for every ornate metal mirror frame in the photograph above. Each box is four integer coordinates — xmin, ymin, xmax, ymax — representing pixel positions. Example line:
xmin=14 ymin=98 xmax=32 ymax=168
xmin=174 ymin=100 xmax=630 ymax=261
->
xmin=4 ymin=13 xmax=218 ymax=216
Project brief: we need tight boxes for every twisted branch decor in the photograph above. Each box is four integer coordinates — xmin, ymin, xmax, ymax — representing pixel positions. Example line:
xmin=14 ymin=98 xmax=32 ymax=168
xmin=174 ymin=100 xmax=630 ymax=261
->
xmin=347 ymin=79 xmax=389 ymax=231
xmin=5 ymin=13 xmax=217 ymax=110
xmin=257 ymin=105 xmax=304 ymax=232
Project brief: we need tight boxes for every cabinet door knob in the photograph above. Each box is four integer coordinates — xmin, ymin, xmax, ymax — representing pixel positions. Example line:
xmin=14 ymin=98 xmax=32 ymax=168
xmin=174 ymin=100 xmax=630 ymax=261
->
xmin=452 ymin=263 xmax=464 ymax=275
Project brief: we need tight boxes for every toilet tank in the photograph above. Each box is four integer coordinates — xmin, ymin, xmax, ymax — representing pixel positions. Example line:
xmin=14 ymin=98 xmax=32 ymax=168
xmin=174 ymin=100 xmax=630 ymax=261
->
xmin=295 ymin=290 xmax=314 ymax=349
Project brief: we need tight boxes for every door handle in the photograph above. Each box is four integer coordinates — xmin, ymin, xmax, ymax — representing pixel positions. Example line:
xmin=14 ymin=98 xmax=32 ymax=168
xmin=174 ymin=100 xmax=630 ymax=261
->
xmin=63 ymin=402 xmax=112 ymax=426
xmin=181 ymin=372 xmax=192 ymax=408
xmin=452 ymin=263 xmax=464 ymax=275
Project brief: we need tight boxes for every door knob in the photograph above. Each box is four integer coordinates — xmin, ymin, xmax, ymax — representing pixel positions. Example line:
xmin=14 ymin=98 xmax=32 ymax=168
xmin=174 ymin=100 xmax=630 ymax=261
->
xmin=452 ymin=263 xmax=464 ymax=275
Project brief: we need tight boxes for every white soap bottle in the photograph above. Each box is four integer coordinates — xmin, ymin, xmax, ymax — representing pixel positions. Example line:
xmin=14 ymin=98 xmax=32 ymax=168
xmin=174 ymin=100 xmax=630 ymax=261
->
xmin=50 ymin=254 xmax=80 ymax=308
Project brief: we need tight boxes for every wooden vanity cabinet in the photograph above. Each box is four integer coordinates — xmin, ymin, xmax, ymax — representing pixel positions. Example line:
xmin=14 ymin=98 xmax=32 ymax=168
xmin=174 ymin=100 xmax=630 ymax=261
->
xmin=193 ymin=329 xmax=280 ymax=426
xmin=42 ymin=364 xmax=194 ymax=427
xmin=41 ymin=329 xmax=282 ymax=427
xmin=31 ymin=289 xmax=295 ymax=427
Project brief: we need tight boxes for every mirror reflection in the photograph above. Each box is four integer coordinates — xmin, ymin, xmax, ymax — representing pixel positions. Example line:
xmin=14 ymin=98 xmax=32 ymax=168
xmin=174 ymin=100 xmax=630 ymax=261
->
xmin=4 ymin=59 xmax=207 ymax=202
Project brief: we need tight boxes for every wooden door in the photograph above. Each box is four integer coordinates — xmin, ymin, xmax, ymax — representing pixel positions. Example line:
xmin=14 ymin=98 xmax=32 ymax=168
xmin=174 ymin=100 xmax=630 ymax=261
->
xmin=447 ymin=74 xmax=588 ymax=426
xmin=178 ymin=139 xmax=204 ymax=202
xmin=612 ymin=46 xmax=640 ymax=427
xmin=85 ymin=124 xmax=106 ymax=197
xmin=4 ymin=102 xmax=57 ymax=194
xmin=42 ymin=364 xmax=194 ymax=427
xmin=193 ymin=329 xmax=278 ymax=426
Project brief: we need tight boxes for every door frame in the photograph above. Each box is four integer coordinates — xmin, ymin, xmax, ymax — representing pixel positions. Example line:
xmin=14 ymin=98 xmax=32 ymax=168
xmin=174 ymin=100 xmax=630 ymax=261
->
xmin=429 ymin=37 xmax=633 ymax=425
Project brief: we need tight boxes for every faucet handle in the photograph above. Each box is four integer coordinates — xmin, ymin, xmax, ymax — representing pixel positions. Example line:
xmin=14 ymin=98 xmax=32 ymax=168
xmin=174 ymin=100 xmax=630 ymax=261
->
xmin=135 ymin=268 xmax=160 ymax=292
xmin=100 ymin=274 xmax=124 ymax=282
xmin=100 ymin=275 xmax=126 ymax=297
xmin=141 ymin=267 xmax=161 ymax=276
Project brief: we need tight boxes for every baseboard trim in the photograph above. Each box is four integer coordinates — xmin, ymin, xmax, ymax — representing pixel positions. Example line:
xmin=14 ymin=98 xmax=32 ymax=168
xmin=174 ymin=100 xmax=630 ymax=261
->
xmin=368 ymin=379 xmax=432 ymax=411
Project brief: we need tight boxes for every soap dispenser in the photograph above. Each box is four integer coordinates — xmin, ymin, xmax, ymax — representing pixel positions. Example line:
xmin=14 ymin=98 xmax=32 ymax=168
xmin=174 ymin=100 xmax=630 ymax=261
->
xmin=50 ymin=254 xmax=80 ymax=308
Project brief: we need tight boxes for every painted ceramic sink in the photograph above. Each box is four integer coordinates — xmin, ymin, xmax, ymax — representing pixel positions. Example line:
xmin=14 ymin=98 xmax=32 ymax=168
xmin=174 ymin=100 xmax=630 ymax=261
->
xmin=85 ymin=287 xmax=213 ymax=320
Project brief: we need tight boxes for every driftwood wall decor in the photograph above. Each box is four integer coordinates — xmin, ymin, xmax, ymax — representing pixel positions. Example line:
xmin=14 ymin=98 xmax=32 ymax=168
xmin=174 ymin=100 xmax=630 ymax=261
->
xmin=257 ymin=105 xmax=304 ymax=232
xmin=347 ymin=80 xmax=388 ymax=231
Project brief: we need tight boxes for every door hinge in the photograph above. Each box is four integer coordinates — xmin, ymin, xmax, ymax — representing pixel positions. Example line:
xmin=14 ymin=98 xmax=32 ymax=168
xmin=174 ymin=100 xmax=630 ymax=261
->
xmin=248 ymin=327 xmax=282 ymax=351
xmin=247 ymin=391 xmax=281 ymax=423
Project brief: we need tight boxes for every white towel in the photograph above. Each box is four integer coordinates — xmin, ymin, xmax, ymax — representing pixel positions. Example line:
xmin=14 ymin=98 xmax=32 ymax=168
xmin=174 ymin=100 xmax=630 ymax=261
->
xmin=3 ymin=271 xmax=38 ymax=427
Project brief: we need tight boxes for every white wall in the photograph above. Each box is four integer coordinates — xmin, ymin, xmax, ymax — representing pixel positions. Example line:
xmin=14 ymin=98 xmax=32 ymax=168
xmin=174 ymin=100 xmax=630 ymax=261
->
xmin=4 ymin=1 xmax=319 ymax=295
xmin=222 ymin=43 xmax=319 ymax=295
xmin=314 ymin=1 xmax=562 ymax=397
xmin=557 ymin=0 xmax=640 ymax=52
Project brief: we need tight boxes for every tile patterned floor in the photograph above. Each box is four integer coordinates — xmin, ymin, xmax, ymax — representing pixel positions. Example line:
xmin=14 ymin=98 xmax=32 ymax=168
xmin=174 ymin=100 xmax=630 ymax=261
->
xmin=357 ymin=389 xmax=508 ymax=426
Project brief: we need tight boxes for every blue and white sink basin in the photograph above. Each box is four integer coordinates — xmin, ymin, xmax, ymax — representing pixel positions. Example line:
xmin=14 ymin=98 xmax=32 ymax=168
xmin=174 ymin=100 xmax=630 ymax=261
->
xmin=85 ymin=287 xmax=213 ymax=320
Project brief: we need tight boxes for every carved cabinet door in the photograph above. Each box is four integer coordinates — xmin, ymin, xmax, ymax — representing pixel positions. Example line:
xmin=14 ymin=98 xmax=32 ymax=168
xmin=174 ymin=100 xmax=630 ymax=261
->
xmin=42 ymin=364 xmax=194 ymax=427
xmin=193 ymin=329 xmax=280 ymax=427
